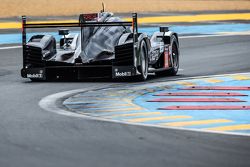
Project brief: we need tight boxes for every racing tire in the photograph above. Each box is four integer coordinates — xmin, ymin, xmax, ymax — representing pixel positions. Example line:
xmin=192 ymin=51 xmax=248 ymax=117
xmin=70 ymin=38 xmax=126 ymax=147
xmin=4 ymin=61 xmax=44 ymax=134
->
xmin=156 ymin=35 xmax=179 ymax=76
xmin=137 ymin=40 xmax=148 ymax=81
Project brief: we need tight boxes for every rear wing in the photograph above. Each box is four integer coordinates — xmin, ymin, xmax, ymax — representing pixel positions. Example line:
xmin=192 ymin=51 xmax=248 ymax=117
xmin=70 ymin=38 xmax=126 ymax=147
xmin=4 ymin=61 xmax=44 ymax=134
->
xmin=21 ymin=13 xmax=139 ymax=67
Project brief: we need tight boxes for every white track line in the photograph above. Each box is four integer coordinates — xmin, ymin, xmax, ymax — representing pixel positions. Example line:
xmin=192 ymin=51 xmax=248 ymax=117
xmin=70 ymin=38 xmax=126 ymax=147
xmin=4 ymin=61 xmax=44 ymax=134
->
xmin=180 ymin=33 xmax=250 ymax=39
xmin=0 ymin=46 xmax=21 ymax=50
xmin=39 ymin=72 xmax=250 ymax=137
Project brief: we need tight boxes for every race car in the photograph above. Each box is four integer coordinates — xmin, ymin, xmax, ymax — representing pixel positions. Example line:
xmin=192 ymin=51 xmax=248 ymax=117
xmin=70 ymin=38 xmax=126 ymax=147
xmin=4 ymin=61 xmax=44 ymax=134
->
xmin=21 ymin=12 xmax=179 ymax=81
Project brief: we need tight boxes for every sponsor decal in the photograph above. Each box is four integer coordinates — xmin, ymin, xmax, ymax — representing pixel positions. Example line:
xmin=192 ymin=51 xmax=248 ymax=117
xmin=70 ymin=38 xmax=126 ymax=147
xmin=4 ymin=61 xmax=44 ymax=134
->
xmin=115 ymin=71 xmax=132 ymax=77
xmin=27 ymin=74 xmax=43 ymax=78
xmin=27 ymin=69 xmax=44 ymax=78
xmin=159 ymin=43 xmax=164 ymax=52
xmin=114 ymin=68 xmax=132 ymax=77
xmin=150 ymin=48 xmax=160 ymax=61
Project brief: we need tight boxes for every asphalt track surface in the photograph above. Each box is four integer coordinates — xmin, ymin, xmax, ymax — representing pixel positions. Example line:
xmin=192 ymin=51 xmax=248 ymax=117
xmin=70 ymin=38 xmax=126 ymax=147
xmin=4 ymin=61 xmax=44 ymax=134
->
xmin=1 ymin=35 xmax=250 ymax=167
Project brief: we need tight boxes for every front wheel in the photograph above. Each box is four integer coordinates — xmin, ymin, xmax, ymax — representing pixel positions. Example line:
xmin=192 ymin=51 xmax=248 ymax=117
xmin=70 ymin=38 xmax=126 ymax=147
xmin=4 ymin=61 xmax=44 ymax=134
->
xmin=157 ymin=35 xmax=179 ymax=76
xmin=137 ymin=40 xmax=148 ymax=81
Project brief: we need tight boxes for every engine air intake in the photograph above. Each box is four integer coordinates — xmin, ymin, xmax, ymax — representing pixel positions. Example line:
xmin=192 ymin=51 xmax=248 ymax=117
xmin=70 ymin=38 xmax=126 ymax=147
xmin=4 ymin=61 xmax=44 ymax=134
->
xmin=113 ymin=43 xmax=134 ymax=66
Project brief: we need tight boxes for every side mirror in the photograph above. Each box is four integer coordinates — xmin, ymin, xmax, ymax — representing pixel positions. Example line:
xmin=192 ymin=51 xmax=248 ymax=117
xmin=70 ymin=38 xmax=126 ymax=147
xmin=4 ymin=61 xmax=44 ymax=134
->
xmin=160 ymin=27 xmax=169 ymax=44
xmin=59 ymin=29 xmax=69 ymax=36
xmin=160 ymin=27 xmax=169 ymax=33
xmin=59 ymin=29 xmax=70 ymax=49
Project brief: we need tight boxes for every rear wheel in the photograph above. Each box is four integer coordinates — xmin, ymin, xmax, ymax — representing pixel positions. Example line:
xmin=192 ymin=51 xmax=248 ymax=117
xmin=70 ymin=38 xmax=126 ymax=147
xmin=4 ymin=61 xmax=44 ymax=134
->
xmin=137 ymin=40 xmax=148 ymax=81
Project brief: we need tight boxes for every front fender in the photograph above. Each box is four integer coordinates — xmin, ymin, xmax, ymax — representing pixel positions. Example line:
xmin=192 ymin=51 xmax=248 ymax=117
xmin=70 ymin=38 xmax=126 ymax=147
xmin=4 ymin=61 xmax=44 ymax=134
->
xmin=151 ymin=31 xmax=179 ymax=45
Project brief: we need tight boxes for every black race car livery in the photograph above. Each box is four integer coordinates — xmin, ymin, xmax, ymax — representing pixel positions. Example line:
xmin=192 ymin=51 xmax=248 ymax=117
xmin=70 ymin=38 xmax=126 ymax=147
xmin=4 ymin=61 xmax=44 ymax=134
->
xmin=21 ymin=12 xmax=180 ymax=81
